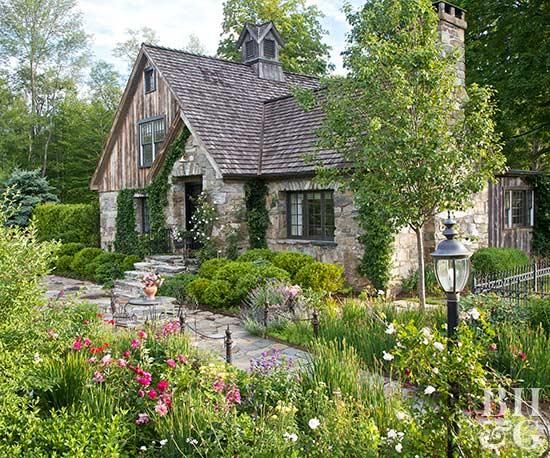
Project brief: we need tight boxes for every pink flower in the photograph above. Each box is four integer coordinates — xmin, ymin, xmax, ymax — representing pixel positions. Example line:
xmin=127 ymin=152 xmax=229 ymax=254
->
xmin=87 ymin=357 xmax=97 ymax=364
xmin=136 ymin=371 xmax=152 ymax=386
xmin=72 ymin=339 xmax=82 ymax=351
xmin=488 ymin=343 xmax=497 ymax=352
xmin=47 ymin=329 xmax=59 ymax=339
xmin=177 ymin=354 xmax=188 ymax=364
xmin=518 ymin=351 xmax=527 ymax=362
xmin=155 ymin=401 xmax=168 ymax=416
xmin=136 ymin=413 xmax=150 ymax=425
xmin=147 ymin=389 xmax=158 ymax=400
xmin=137 ymin=330 xmax=147 ymax=340
xmin=166 ymin=359 xmax=176 ymax=368
xmin=137 ymin=389 xmax=145 ymax=398
xmin=123 ymin=350 xmax=131 ymax=358
xmin=213 ymin=378 xmax=225 ymax=393
xmin=101 ymin=354 xmax=112 ymax=366
xmin=160 ymin=392 xmax=172 ymax=407
xmin=131 ymin=339 xmax=141 ymax=349
xmin=117 ymin=358 xmax=128 ymax=367
xmin=92 ymin=371 xmax=105 ymax=383
xmin=157 ymin=380 xmax=169 ymax=392
xmin=225 ymin=384 xmax=241 ymax=405
xmin=83 ymin=337 xmax=92 ymax=347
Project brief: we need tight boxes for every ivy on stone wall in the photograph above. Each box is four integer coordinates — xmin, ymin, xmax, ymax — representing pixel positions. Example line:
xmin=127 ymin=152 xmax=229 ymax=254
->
xmin=114 ymin=189 xmax=139 ymax=254
xmin=245 ymin=179 xmax=269 ymax=248
xmin=531 ymin=175 xmax=550 ymax=256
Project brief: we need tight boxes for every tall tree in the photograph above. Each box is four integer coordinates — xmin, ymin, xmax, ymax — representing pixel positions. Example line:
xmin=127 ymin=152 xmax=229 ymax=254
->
xmin=312 ymin=0 xmax=504 ymax=308
xmin=89 ymin=60 xmax=122 ymax=113
xmin=183 ymin=34 xmax=207 ymax=55
xmin=457 ymin=0 xmax=549 ymax=171
xmin=113 ymin=27 xmax=159 ymax=71
xmin=0 ymin=0 xmax=88 ymax=175
xmin=217 ymin=0 xmax=331 ymax=76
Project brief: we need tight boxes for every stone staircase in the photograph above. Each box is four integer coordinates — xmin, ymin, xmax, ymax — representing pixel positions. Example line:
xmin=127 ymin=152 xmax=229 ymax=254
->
xmin=114 ymin=255 xmax=199 ymax=298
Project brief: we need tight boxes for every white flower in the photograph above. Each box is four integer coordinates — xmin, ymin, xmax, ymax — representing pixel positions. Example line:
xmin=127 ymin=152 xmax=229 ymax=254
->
xmin=382 ymin=351 xmax=394 ymax=361
xmin=395 ymin=443 xmax=403 ymax=453
xmin=159 ymin=439 xmax=168 ymax=447
xmin=424 ymin=385 xmax=436 ymax=395
xmin=387 ymin=429 xmax=398 ymax=439
xmin=283 ymin=432 xmax=298 ymax=442
xmin=308 ymin=418 xmax=320 ymax=430
xmin=385 ymin=323 xmax=396 ymax=335
xmin=469 ymin=308 xmax=480 ymax=320
xmin=33 ymin=353 xmax=42 ymax=364
xmin=186 ymin=437 xmax=198 ymax=446
xmin=139 ymin=446 xmax=147 ymax=451
xmin=422 ymin=338 xmax=429 ymax=345
xmin=378 ymin=289 xmax=385 ymax=296
xmin=433 ymin=341 xmax=445 ymax=352
xmin=395 ymin=411 xmax=407 ymax=421
xmin=421 ymin=327 xmax=432 ymax=338
xmin=432 ymin=367 xmax=439 ymax=375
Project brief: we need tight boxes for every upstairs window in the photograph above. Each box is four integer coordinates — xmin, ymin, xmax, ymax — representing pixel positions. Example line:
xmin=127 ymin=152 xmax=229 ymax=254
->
xmin=139 ymin=117 xmax=165 ymax=167
xmin=144 ymin=67 xmax=156 ymax=93
xmin=245 ymin=40 xmax=257 ymax=59
xmin=287 ymin=191 xmax=335 ymax=241
xmin=504 ymin=189 xmax=534 ymax=228
xmin=263 ymin=39 xmax=276 ymax=59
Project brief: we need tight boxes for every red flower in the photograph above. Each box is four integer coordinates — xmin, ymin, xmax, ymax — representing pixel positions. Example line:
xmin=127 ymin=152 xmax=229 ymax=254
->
xmin=147 ymin=389 xmax=158 ymax=400
xmin=177 ymin=354 xmax=188 ymax=364
xmin=83 ymin=337 xmax=91 ymax=347
xmin=131 ymin=339 xmax=140 ymax=349
xmin=488 ymin=343 xmax=497 ymax=352
xmin=72 ymin=339 xmax=82 ymax=351
xmin=123 ymin=350 xmax=131 ymax=359
xmin=137 ymin=330 xmax=147 ymax=340
xmin=404 ymin=368 xmax=412 ymax=378
xmin=518 ymin=351 xmax=527 ymax=362
xmin=157 ymin=380 xmax=169 ymax=392
xmin=166 ymin=359 xmax=176 ymax=368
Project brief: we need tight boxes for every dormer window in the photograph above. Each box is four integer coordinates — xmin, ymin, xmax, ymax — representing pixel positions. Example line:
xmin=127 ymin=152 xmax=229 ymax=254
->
xmin=263 ymin=39 xmax=276 ymax=59
xmin=245 ymin=40 xmax=256 ymax=59
xmin=139 ymin=117 xmax=165 ymax=167
xmin=144 ymin=67 xmax=156 ymax=93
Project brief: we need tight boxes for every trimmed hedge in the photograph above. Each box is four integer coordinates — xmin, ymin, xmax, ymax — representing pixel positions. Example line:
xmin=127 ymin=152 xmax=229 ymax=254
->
xmin=158 ymin=273 xmax=196 ymax=303
xmin=33 ymin=203 xmax=100 ymax=246
xmin=198 ymin=258 xmax=230 ymax=279
xmin=295 ymin=262 xmax=345 ymax=293
xmin=237 ymin=248 xmax=276 ymax=263
xmin=471 ymin=247 xmax=530 ymax=275
xmin=272 ymin=251 xmax=315 ymax=279
xmin=70 ymin=248 xmax=104 ymax=279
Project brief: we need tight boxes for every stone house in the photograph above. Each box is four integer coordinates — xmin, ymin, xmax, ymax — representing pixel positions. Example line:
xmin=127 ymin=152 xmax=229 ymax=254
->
xmin=91 ymin=2 xmax=538 ymax=288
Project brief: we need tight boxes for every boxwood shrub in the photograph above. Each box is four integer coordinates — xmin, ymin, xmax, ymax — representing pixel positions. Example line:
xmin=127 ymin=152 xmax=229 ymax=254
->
xmin=33 ymin=203 xmax=100 ymax=246
xmin=70 ymin=248 xmax=104 ymax=279
xmin=159 ymin=273 xmax=196 ymax=303
xmin=187 ymin=278 xmax=212 ymax=305
xmin=295 ymin=262 xmax=345 ymax=293
xmin=237 ymin=248 xmax=276 ymax=263
xmin=471 ymin=247 xmax=529 ymax=275
xmin=272 ymin=251 xmax=315 ymax=279
xmin=198 ymin=258 xmax=230 ymax=279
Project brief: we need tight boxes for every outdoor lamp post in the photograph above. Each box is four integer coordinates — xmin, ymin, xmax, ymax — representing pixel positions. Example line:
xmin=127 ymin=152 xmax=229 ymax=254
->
xmin=431 ymin=213 xmax=471 ymax=458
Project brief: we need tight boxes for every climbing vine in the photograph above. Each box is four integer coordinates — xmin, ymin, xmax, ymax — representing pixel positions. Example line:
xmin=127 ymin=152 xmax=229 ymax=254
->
xmin=244 ymin=179 xmax=269 ymax=248
xmin=114 ymin=189 xmax=139 ymax=254
xmin=531 ymin=175 xmax=550 ymax=256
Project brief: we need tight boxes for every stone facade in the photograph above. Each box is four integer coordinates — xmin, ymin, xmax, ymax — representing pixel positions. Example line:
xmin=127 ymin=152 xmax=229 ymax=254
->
xmin=435 ymin=1 xmax=467 ymax=87
xmin=264 ymin=178 xmax=367 ymax=289
xmin=99 ymin=191 xmax=118 ymax=250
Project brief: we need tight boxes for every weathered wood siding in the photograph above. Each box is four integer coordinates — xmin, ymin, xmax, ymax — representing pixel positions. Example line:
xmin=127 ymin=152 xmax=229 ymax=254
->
xmin=488 ymin=176 xmax=534 ymax=253
xmin=97 ymin=56 xmax=179 ymax=192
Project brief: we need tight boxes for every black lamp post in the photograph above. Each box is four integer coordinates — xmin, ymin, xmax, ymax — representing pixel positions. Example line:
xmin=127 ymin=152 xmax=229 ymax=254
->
xmin=431 ymin=213 xmax=471 ymax=458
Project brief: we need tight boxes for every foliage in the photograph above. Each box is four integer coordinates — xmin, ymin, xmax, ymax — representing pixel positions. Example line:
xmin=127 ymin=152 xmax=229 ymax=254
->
xmin=526 ymin=296 xmax=550 ymax=335
xmin=531 ymin=175 xmax=550 ymax=255
xmin=272 ymin=250 xmax=315 ymax=279
xmin=217 ymin=0 xmax=331 ymax=76
xmin=198 ymin=258 xmax=230 ymax=279
xmin=471 ymin=247 xmax=530 ymax=275
xmin=400 ymin=265 xmax=441 ymax=297
xmin=183 ymin=33 xmax=207 ymax=55
xmin=114 ymin=189 xmax=140 ymax=255
xmin=237 ymin=248 xmax=276 ymax=263
xmin=1 ymin=170 xmax=58 ymax=226
xmin=457 ymin=0 xmax=549 ymax=171
xmin=113 ymin=27 xmax=159 ymax=71
xmin=190 ymin=191 xmax=217 ymax=262
xmin=294 ymin=261 xmax=344 ymax=293
xmin=311 ymin=0 xmax=504 ymax=308
xmin=158 ymin=273 xmax=196 ymax=303
xmin=69 ymin=247 xmax=104 ymax=279
xmin=33 ymin=202 xmax=100 ymax=246
xmin=186 ymin=277 xmax=213 ymax=306
xmin=244 ymin=179 xmax=269 ymax=248
xmin=55 ymin=242 xmax=85 ymax=258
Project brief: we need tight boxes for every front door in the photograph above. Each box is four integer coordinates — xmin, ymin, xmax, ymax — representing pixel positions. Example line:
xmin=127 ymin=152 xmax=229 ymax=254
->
xmin=185 ymin=181 xmax=203 ymax=238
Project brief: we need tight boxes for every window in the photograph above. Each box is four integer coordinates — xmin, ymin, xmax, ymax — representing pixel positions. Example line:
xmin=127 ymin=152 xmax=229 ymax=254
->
xmin=139 ymin=117 xmax=165 ymax=167
xmin=263 ymin=39 xmax=276 ymax=58
xmin=504 ymin=189 xmax=534 ymax=228
xmin=136 ymin=197 xmax=150 ymax=234
xmin=245 ymin=40 xmax=256 ymax=59
xmin=144 ymin=67 xmax=156 ymax=93
xmin=287 ymin=191 xmax=335 ymax=241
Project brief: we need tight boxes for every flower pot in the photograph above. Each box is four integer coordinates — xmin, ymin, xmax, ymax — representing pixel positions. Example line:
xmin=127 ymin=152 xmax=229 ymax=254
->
xmin=143 ymin=285 xmax=158 ymax=300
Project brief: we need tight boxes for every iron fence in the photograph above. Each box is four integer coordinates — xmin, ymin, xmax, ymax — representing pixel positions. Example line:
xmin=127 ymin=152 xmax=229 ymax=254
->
xmin=472 ymin=259 xmax=550 ymax=305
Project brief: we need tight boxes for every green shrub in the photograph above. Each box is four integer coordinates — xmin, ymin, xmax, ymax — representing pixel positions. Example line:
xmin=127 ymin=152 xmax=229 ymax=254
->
xmin=237 ymin=248 xmax=275 ymax=263
xmin=33 ymin=203 xmax=100 ymax=246
xmin=526 ymin=296 xmax=550 ymax=334
xmin=56 ymin=243 xmax=85 ymax=258
xmin=295 ymin=262 xmax=345 ymax=292
xmin=213 ymin=261 xmax=256 ymax=285
xmin=54 ymin=255 xmax=74 ymax=277
xmin=187 ymin=278 xmax=212 ymax=304
xmin=471 ymin=247 xmax=529 ymax=275
xmin=70 ymin=248 xmax=104 ymax=279
xmin=272 ymin=251 xmax=315 ymax=278
xmin=256 ymin=264 xmax=291 ymax=282
xmin=198 ymin=258 xmax=230 ymax=279
xmin=121 ymin=255 xmax=140 ymax=272
xmin=159 ymin=273 xmax=196 ymax=303
xmin=400 ymin=266 xmax=441 ymax=297
xmin=202 ymin=279 xmax=232 ymax=308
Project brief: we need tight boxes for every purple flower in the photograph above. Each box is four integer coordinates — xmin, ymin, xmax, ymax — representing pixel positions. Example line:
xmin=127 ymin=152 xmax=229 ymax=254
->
xmin=136 ymin=413 xmax=150 ymax=425
xmin=225 ymin=384 xmax=241 ymax=405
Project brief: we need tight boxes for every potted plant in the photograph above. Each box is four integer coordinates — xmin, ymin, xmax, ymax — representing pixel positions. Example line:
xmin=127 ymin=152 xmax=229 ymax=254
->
xmin=141 ymin=272 xmax=164 ymax=300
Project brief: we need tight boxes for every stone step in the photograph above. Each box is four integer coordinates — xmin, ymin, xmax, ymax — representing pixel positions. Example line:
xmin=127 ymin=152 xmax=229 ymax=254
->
xmin=114 ymin=279 xmax=143 ymax=296
xmin=145 ymin=255 xmax=186 ymax=265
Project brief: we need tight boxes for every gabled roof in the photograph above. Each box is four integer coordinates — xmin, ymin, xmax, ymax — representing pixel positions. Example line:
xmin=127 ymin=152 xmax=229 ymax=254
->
xmin=236 ymin=22 xmax=284 ymax=48
xmin=143 ymin=44 xmax=320 ymax=176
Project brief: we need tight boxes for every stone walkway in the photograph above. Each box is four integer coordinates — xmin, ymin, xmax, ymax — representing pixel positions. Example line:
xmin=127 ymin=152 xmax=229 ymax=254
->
xmin=44 ymin=275 xmax=308 ymax=370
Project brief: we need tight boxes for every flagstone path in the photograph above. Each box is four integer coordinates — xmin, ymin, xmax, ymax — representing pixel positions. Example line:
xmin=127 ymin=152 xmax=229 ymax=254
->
xmin=44 ymin=275 xmax=308 ymax=371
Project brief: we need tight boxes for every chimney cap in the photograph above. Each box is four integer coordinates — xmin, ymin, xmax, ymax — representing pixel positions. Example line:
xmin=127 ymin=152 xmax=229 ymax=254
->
xmin=236 ymin=21 xmax=284 ymax=49
xmin=433 ymin=1 xmax=467 ymax=29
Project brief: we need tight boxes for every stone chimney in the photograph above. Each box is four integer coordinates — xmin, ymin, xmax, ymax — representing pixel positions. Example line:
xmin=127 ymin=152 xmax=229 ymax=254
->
xmin=434 ymin=1 xmax=467 ymax=87
xmin=236 ymin=22 xmax=285 ymax=82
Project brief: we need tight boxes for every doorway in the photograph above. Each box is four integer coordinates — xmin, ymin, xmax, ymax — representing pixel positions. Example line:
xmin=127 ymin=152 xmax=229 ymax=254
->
xmin=185 ymin=181 xmax=203 ymax=239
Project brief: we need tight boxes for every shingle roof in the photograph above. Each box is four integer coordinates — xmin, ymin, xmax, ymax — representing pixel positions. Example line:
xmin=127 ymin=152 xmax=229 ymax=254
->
xmin=144 ymin=44 xmax=341 ymax=177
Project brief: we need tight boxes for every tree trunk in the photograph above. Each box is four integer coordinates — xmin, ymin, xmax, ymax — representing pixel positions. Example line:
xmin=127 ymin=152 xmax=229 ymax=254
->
xmin=414 ymin=225 xmax=426 ymax=311
xmin=41 ymin=125 xmax=52 ymax=177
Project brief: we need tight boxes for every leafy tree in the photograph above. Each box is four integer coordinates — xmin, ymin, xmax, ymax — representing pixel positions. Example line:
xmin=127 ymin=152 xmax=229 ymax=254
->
xmin=0 ymin=0 xmax=88 ymax=175
xmin=312 ymin=0 xmax=504 ymax=307
xmin=217 ymin=0 xmax=331 ymax=76
xmin=1 ymin=169 xmax=58 ymax=226
xmin=113 ymin=27 xmax=159 ymax=71
xmin=457 ymin=0 xmax=549 ymax=171
xmin=183 ymin=34 xmax=207 ymax=55
xmin=88 ymin=60 xmax=122 ymax=113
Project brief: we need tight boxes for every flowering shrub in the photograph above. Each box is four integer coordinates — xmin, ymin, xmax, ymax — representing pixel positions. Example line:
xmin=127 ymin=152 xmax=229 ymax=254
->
xmin=189 ymin=192 xmax=217 ymax=262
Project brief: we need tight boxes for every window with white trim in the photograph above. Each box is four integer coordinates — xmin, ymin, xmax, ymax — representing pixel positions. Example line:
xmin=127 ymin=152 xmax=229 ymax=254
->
xmin=287 ymin=191 xmax=335 ymax=241
xmin=139 ymin=117 xmax=165 ymax=167
xmin=504 ymin=189 xmax=534 ymax=228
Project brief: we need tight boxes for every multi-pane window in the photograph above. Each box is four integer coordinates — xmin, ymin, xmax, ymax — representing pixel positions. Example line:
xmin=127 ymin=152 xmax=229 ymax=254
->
xmin=287 ymin=191 xmax=335 ymax=241
xmin=504 ymin=189 xmax=534 ymax=228
xmin=136 ymin=197 xmax=150 ymax=234
xmin=139 ymin=117 xmax=165 ymax=167
xmin=144 ymin=67 xmax=156 ymax=93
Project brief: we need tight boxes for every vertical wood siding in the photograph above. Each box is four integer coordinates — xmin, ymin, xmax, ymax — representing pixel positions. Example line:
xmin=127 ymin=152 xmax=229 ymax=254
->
xmin=489 ymin=176 xmax=534 ymax=253
xmin=98 ymin=56 xmax=179 ymax=192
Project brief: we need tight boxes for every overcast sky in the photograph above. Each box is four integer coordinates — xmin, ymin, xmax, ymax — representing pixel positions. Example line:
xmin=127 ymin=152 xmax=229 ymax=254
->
xmin=78 ymin=0 xmax=365 ymax=77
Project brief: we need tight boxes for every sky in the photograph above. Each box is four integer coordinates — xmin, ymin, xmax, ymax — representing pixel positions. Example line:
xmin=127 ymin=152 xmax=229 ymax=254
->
xmin=78 ymin=0 xmax=365 ymax=77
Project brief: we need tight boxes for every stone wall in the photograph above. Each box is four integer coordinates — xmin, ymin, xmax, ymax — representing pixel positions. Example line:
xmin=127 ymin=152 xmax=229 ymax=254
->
xmin=99 ymin=191 xmax=118 ymax=250
xmin=265 ymin=178 xmax=367 ymax=289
